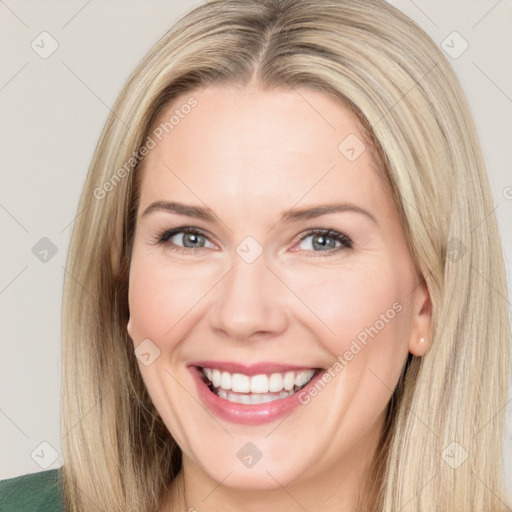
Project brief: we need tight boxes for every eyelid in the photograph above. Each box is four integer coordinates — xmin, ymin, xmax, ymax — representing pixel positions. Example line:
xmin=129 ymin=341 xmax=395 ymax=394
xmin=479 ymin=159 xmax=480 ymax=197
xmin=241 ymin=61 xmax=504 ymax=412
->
xmin=152 ymin=226 xmax=353 ymax=255
xmin=293 ymin=228 xmax=353 ymax=255
xmin=154 ymin=226 xmax=209 ymax=244
xmin=152 ymin=226 xmax=217 ymax=249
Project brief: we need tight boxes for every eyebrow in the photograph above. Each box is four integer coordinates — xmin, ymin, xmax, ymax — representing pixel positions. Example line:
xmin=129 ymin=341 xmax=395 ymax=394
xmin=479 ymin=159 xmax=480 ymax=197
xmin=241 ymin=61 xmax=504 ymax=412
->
xmin=141 ymin=200 xmax=378 ymax=225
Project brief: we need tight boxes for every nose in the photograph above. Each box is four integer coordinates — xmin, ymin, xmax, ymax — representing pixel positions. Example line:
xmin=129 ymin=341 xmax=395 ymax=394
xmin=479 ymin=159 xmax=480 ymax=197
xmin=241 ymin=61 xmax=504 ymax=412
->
xmin=209 ymin=251 xmax=289 ymax=342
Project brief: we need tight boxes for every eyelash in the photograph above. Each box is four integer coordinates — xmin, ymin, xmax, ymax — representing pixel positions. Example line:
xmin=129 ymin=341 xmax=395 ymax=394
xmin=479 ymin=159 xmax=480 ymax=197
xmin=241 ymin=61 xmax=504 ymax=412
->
xmin=152 ymin=226 xmax=353 ymax=256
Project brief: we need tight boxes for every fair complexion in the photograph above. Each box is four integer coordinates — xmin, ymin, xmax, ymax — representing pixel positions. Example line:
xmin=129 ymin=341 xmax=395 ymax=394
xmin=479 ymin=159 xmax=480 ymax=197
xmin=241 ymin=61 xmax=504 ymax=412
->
xmin=126 ymin=83 xmax=432 ymax=512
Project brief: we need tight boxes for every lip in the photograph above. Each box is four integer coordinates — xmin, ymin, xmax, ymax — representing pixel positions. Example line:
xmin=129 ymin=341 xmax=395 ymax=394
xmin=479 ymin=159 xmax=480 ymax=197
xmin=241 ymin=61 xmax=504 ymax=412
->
xmin=189 ymin=360 xmax=320 ymax=376
xmin=189 ymin=364 xmax=325 ymax=425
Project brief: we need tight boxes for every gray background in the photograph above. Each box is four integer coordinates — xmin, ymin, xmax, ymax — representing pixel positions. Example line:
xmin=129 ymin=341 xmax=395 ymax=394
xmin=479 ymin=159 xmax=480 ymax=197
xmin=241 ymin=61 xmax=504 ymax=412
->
xmin=1 ymin=0 xmax=511 ymax=494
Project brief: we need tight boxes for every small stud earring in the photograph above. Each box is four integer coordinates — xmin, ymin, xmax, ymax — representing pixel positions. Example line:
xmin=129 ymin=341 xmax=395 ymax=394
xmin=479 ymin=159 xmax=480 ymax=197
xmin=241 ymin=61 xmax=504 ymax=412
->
xmin=419 ymin=337 xmax=425 ymax=343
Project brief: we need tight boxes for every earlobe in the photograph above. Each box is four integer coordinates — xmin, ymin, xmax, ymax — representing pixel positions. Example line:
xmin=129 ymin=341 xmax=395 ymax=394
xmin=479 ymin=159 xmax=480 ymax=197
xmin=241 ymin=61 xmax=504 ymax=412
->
xmin=411 ymin=335 xmax=429 ymax=357
xmin=408 ymin=279 xmax=432 ymax=357
xmin=127 ymin=317 xmax=132 ymax=337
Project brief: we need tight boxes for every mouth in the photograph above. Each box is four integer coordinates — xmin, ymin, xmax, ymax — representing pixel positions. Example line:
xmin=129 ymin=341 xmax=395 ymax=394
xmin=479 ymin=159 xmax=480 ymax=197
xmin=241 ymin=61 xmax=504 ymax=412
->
xmin=196 ymin=365 xmax=321 ymax=405
xmin=188 ymin=361 xmax=326 ymax=425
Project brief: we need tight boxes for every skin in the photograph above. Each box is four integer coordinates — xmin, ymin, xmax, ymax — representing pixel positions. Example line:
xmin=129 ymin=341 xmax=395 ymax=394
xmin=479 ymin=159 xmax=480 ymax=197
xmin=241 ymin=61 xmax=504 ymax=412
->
xmin=126 ymin=82 xmax=432 ymax=512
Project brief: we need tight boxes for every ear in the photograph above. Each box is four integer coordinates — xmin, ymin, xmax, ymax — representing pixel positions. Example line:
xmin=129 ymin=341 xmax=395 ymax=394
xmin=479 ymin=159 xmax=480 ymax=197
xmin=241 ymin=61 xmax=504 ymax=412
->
xmin=127 ymin=317 xmax=133 ymax=338
xmin=408 ymin=278 xmax=432 ymax=357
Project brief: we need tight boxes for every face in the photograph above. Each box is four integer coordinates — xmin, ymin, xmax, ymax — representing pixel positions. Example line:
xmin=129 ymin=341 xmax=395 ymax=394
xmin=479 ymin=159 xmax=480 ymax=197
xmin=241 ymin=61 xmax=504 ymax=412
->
xmin=126 ymin=84 xmax=431 ymax=495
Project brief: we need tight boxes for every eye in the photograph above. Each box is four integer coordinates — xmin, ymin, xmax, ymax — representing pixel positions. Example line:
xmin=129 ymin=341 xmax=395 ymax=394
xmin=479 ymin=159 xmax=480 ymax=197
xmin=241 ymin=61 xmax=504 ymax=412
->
xmin=294 ymin=229 xmax=353 ymax=256
xmin=154 ymin=227 xmax=216 ymax=254
xmin=152 ymin=226 xmax=353 ymax=256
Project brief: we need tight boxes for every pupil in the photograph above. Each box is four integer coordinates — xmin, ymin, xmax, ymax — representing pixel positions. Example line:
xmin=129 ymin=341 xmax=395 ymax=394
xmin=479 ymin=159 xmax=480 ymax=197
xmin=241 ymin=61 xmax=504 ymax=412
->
xmin=313 ymin=235 xmax=335 ymax=250
xmin=184 ymin=233 xmax=203 ymax=248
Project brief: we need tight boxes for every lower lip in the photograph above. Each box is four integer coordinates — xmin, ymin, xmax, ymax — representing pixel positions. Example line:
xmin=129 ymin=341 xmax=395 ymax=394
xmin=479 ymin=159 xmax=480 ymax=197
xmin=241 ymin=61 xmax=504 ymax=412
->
xmin=189 ymin=366 xmax=325 ymax=425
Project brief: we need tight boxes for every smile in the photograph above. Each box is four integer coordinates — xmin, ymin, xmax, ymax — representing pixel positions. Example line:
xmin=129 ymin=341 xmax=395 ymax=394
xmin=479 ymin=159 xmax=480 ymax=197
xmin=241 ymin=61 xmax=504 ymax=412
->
xmin=201 ymin=367 xmax=318 ymax=404
xmin=189 ymin=361 xmax=325 ymax=424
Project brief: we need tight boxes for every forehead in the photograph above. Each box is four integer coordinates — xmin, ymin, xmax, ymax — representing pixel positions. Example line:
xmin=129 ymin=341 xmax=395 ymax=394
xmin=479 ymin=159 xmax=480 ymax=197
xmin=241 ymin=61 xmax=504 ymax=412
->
xmin=137 ymin=85 xmax=390 ymax=221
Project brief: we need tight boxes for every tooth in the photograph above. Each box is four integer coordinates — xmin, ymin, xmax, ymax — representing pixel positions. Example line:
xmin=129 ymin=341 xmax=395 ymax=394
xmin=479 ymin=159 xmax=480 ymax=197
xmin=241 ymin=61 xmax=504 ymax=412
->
xmin=206 ymin=367 xmax=316 ymax=396
xmin=215 ymin=387 xmax=297 ymax=403
xmin=250 ymin=394 xmax=264 ymax=404
xmin=227 ymin=391 xmax=240 ymax=403
xmin=253 ymin=393 xmax=275 ymax=404
xmin=212 ymin=369 xmax=221 ymax=387
xmin=220 ymin=371 xmax=231 ymax=390
xmin=238 ymin=394 xmax=251 ymax=405
xmin=250 ymin=374 xmax=269 ymax=393
xmin=231 ymin=373 xmax=250 ymax=393
xmin=268 ymin=373 xmax=284 ymax=392
xmin=283 ymin=371 xmax=295 ymax=391
xmin=296 ymin=369 xmax=314 ymax=387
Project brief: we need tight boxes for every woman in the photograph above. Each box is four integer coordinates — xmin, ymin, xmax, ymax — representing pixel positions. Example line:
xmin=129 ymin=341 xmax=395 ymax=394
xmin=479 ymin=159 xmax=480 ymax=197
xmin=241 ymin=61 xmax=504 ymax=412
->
xmin=1 ymin=0 xmax=509 ymax=510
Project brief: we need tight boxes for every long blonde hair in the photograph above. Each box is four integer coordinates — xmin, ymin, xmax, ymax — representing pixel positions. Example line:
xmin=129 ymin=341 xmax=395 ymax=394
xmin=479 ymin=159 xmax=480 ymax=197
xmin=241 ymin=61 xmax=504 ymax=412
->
xmin=60 ymin=0 xmax=511 ymax=510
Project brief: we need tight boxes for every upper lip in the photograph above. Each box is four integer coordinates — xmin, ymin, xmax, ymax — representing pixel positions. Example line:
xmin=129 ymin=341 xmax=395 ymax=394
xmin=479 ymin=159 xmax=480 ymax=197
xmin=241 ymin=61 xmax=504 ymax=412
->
xmin=189 ymin=361 xmax=321 ymax=376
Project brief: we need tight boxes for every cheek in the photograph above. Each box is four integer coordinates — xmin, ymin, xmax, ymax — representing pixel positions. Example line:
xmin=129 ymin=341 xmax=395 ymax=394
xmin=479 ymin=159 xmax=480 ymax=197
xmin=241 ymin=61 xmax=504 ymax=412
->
xmin=285 ymin=261 xmax=412 ymax=449
xmin=127 ymin=267 xmax=170 ymax=343
xmin=127 ymin=249 xmax=214 ymax=344
xmin=286 ymin=258 xmax=412 ymax=376
xmin=294 ymin=259 xmax=405 ymax=331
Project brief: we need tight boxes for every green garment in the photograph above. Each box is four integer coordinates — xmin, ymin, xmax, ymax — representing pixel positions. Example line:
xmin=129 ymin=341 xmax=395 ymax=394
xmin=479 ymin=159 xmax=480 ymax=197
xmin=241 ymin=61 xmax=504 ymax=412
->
xmin=0 ymin=468 xmax=64 ymax=512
